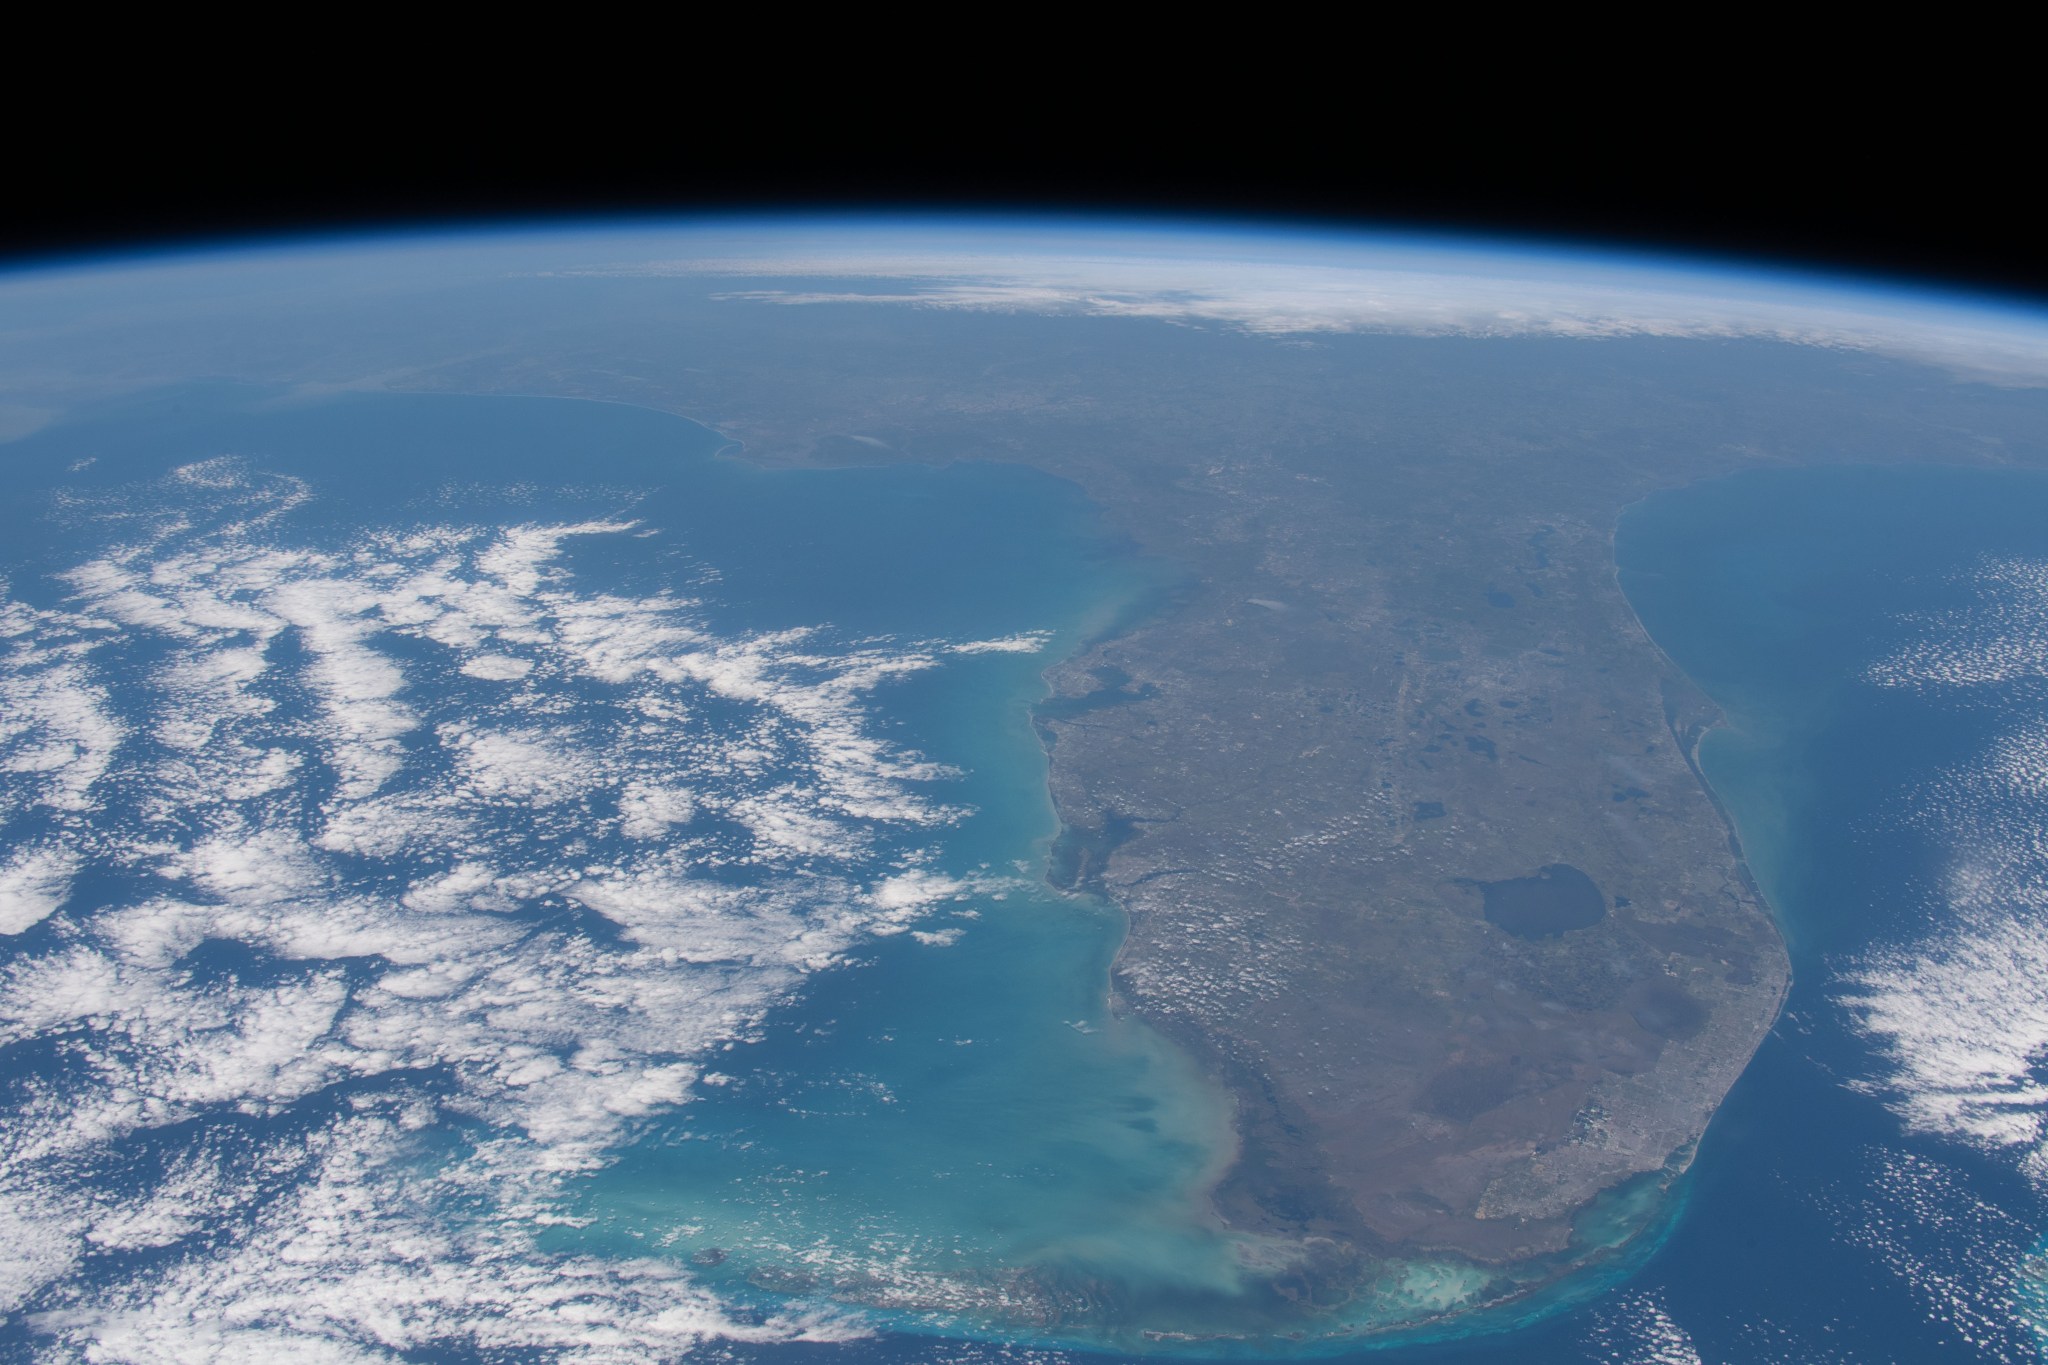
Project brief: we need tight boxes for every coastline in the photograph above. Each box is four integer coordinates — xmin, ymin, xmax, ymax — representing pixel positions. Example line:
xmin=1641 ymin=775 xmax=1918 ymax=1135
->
xmin=1005 ymin=501 xmax=1799 ymax=1348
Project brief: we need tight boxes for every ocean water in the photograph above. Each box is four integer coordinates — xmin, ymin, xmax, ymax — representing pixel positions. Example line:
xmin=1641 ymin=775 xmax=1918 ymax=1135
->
xmin=1592 ymin=465 xmax=2048 ymax=1364
xmin=0 ymin=384 xmax=1266 ymax=1359
xmin=9 ymin=382 xmax=2048 ymax=1363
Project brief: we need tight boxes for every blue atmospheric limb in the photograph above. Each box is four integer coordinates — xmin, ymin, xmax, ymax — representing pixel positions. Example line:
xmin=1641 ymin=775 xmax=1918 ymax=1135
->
xmin=5 ymin=213 xmax=2047 ymax=390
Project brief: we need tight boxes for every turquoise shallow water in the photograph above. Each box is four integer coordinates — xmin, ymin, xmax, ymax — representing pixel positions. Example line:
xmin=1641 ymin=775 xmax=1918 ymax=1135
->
xmin=0 ymin=384 xmax=1274 ymax=1352
xmin=540 ymin=417 xmax=1264 ymax=1331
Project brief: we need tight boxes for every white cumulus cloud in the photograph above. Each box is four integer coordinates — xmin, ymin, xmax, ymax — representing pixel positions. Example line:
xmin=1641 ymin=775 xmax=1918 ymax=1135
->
xmin=0 ymin=458 xmax=1028 ymax=1357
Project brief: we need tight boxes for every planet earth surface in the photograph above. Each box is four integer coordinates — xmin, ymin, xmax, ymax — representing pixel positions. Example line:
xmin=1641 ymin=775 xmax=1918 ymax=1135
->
xmin=3 ymin=219 xmax=2048 ymax=1362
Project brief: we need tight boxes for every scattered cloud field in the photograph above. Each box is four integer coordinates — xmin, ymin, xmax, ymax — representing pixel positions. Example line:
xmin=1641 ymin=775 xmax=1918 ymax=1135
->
xmin=0 ymin=458 xmax=1026 ymax=1360
xmin=1850 ymin=555 xmax=2048 ymax=1177
xmin=1825 ymin=553 xmax=2048 ymax=1355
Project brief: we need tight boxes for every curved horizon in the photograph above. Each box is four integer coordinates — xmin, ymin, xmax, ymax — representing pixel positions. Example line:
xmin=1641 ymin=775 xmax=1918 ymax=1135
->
xmin=4 ymin=208 xmax=2044 ymax=328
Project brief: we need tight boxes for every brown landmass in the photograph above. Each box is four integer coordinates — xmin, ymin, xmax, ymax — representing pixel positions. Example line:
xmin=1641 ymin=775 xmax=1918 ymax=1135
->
xmin=1034 ymin=538 xmax=1785 ymax=1265
xmin=511 ymin=312 xmax=1807 ymax=1287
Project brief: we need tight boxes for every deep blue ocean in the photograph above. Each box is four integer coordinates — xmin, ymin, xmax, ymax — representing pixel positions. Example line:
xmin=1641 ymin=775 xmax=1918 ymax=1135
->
xmin=6 ymin=386 xmax=2048 ymax=1362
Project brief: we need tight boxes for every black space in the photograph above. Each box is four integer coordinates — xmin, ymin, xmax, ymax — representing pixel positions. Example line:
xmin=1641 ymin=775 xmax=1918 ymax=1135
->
xmin=8 ymin=97 xmax=2036 ymax=304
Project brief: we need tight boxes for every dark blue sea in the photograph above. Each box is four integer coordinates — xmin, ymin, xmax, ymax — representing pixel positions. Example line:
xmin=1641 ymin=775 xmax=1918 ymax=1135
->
xmin=4 ymin=386 xmax=2046 ymax=1362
